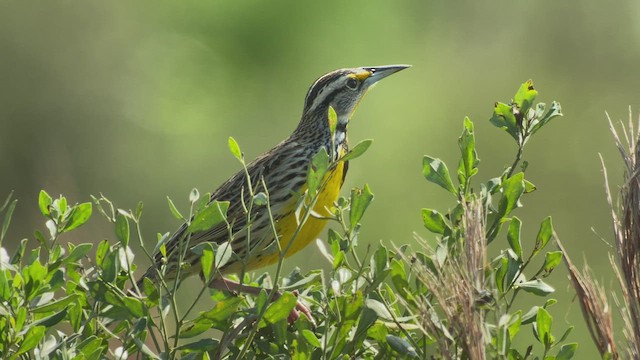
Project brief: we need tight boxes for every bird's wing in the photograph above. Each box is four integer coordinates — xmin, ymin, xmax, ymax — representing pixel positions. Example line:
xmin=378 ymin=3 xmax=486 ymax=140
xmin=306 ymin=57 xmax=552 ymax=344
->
xmin=155 ymin=150 xmax=274 ymax=267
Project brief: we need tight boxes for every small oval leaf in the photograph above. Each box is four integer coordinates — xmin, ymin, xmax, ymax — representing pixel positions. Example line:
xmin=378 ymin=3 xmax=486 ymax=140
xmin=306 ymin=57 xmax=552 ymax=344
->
xmin=421 ymin=208 xmax=448 ymax=235
xmin=341 ymin=139 xmax=373 ymax=162
xmin=228 ymin=136 xmax=243 ymax=161
xmin=422 ymin=156 xmax=456 ymax=194
xmin=64 ymin=202 xmax=92 ymax=232
xmin=38 ymin=190 xmax=52 ymax=217
xmin=519 ymin=279 xmax=555 ymax=296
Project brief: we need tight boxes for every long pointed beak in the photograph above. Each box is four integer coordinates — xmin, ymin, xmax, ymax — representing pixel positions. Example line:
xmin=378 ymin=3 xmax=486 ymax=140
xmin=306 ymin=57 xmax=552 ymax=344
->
xmin=363 ymin=64 xmax=411 ymax=85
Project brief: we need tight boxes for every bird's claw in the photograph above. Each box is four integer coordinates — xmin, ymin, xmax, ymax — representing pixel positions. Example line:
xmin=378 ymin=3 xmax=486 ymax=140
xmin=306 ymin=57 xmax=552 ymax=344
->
xmin=286 ymin=290 xmax=316 ymax=327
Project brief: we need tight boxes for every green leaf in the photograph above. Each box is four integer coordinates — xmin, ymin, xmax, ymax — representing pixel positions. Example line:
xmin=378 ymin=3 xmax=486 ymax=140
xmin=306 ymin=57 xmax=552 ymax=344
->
xmin=101 ymin=249 xmax=119 ymax=282
xmin=25 ymin=260 xmax=47 ymax=288
xmin=513 ymin=79 xmax=538 ymax=115
xmin=64 ymin=202 xmax=92 ymax=231
xmin=0 ymin=270 xmax=10 ymax=301
xmin=423 ymin=156 xmax=456 ymax=194
xmin=371 ymin=244 xmax=388 ymax=280
xmin=201 ymin=243 xmax=214 ymax=282
xmin=490 ymin=101 xmax=519 ymax=141
xmin=281 ymin=270 xmax=321 ymax=291
xmin=498 ymin=173 xmax=525 ymax=218
xmin=228 ymin=136 xmax=243 ymax=161
xmin=15 ymin=325 xmax=46 ymax=355
xmin=556 ymin=343 xmax=577 ymax=360
xmin=328 ymin=106 xmax=338 ymax=136
xmin=122 ymin=296 xmax=145 ymax=317
xmin=349 ymin=184 xmax=374 ymax=231
xmin=533 ymin=216 xmax=554 ymax=256
xmin=32 ymin=307 xmax=68 ymax=327
xmin=64 ymin=243 xmax=93 ymax=264
xmin=177 ymin=338 xmax=220 ymax=353
xmin=0 ymin=191 xmax=13 ymax=213
xmin=522 ymin=306 xmax=539 ymax=324
xmin=341 ymin=139 xmax=373 ymax=162
xmin=95 ymin=239 xmax=109 ymax=267
xmin=301 ymin=329 xmax=321 ymax=348
xmin=495 ymin=255 xmax=508 ymax=294
xmin=421 ymin=208 xmax=448 ymax=235
xmin=531 ymin=101 xmax=563 ymax=136
xmin=77 ymin=336 xmax=105 ymax=357
xmin=134 ymin=338 xmax=161 ymax=360
xmin=56 ymin=197 xmax=67 ymax=215
xmin=115 ymin=214 xmax=130 ymax=247
xmin=543 ymin=251 xmax=563 ymax=275
xmin=507 ymin=217 xmax=523 ymax=259
xmin=390 ymin=259 xmax=412 ymax=303
xmin=135 ymin=201 xmax=143 ymax=219
xmin=202 ymin=296 xmax=243 ymax=329
xmin=367 ymin=322 xmax=389 ymax=343
xmin=179 ymin=318 xmax=214 ymax=339
xmin=143 ymin=277 xmax=159 ymax=303
xmin=544 ymin=298 xmax=557 ymax=308
xmin=1 ymin=199 xmax=17 ymax=243
xmin=189 ymin=188 xmax=200 ymax=204
xmin=333 ymin=252 xmax=346 ymax=273
xmin=263 ymin=292 xmax=297 ymax=325
xmin=458 ymin=116 xmax=479 ymax=181
xmin=486 ymin=177 xmax=502 ymax=194
xmin=519 ymin=279 xmax=555 ymax=296
xmin=386 ymin=335 xmax=418 ymax=358
xmin=195 ymin=192 xmax=212 ymax=214
xmin=188 ymin=201 xmax=229 ymax=233
xmin=16 ymin=306 xmax=26 ymax=332
xmin=507 ymin=312 xmax=522 ymax=340
xmin=354 ymin=307 xmax=378 ymax=343
xmin=166 ymin=196 xmax=184 ymax=220
xmin=307 ymin=147 xmax=330 ymax=195
xmin=34 ymin=229 xmax=47 ymax=248
xmin=365 ymin=298 xmax=393 ymax=320
xmin=504 ymin=250 xmax=521 ymax=291
xmin=558 ymin=326 xmax=574 ymax=344
xmin=535 ymin=307 xmax=554 ymax=346
xmin=253 ymin=192 xmax=268 ymax=206
xmin=45 ymin=219 xmax=57 ymax=240
xmin=154 ymin=232 xmax=170 ymax=257
xmin=38 ymin=190 xmax=52 ymax=217
xmin=316 ymin=238 xmax=333 ymax=263
xmin=33 ymin=294 xmax=79 ymax=313
xmin=215 ymin=242 xmax=233 ymax=270
xmin=524 ymin=179 xmax=537 ymax=193
xmin=343 ymin=291 xmax=364 ymax=320
xmin=507 ymin=349 xmax=523 ymax=360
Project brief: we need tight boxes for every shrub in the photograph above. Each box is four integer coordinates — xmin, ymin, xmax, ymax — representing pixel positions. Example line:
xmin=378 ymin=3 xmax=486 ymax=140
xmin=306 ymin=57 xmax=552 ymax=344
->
xmin=0 ymin=80 xmax=577 ymax=359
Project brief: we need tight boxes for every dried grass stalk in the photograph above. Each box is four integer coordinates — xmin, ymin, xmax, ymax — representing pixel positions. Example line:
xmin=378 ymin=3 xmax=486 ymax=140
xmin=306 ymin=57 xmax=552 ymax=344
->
xmin=403 ymin=199 xmax=487 ymax=359
xmin=557 ymin=239 xmax=617 ymax=358
xmin=600 ymin=108 xmax=640 ymax=357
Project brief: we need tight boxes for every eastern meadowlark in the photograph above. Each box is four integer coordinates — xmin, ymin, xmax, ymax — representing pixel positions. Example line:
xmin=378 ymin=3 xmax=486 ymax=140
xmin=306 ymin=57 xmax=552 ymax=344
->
xmin=137 ymin=64 xmax=409 ymax=322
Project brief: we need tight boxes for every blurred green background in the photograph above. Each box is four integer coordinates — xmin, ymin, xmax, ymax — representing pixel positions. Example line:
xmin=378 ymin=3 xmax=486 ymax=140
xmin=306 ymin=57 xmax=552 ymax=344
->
xmin=1 ymin=1 xmax=639 ymax=357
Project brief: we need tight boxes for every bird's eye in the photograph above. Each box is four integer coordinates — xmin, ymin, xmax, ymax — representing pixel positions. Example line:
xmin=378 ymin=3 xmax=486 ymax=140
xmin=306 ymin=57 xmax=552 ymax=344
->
xmin=346 ymin=78 xmax=358 ymax=90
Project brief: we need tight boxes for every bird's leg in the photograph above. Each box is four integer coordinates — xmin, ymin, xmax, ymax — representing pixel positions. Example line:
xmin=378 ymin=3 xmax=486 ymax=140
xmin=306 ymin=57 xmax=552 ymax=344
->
xmin=209 ymin=277 xmax=315 ymax=326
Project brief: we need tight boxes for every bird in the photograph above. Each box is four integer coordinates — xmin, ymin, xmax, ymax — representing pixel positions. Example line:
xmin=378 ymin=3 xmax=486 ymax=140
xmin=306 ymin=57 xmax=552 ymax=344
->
xmin=136 ymin=64 xmax=409 ymax=323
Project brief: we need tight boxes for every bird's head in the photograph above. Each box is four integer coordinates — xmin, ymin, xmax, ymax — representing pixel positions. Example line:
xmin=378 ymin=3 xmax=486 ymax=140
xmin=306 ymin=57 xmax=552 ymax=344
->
xmin=299 ymin=65 xmax=410 ymax=130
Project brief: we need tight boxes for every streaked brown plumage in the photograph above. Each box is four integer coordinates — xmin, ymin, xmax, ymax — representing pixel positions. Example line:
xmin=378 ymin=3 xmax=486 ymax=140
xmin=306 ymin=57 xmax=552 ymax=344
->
xmin=138 ymin=66 xmax=409 ymax=316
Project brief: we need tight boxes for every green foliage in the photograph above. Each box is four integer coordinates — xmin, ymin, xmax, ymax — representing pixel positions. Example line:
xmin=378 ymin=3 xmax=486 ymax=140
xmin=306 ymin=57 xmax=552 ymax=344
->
xmin=410 ymin=80 xmax=572 ymax=358
xmin=0 ymin=80 xmax=577 ymax=359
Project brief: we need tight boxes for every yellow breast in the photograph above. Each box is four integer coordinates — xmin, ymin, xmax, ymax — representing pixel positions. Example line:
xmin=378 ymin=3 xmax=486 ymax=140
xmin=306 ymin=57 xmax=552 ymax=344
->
xmin=280 ymin=161 xmax=344 ymax=256
xmin=245 ymin=161 xmax=345 ymax=270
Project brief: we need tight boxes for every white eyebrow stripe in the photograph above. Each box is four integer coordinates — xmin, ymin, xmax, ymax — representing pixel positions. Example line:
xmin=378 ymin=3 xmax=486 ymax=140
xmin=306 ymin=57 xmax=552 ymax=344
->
xmin=308 ymin=78 xmax=344 ymax=112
